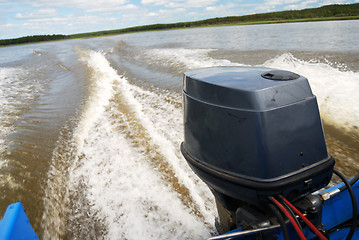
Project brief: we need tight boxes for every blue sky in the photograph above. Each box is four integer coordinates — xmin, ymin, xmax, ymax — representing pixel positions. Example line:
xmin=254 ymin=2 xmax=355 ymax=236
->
xmin=0 ymin=0 xmax=358 ymax=39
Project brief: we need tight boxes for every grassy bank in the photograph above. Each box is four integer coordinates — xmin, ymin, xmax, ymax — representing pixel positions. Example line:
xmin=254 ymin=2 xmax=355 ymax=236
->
xmin=1 ymin=3 xmax=359 ymax=46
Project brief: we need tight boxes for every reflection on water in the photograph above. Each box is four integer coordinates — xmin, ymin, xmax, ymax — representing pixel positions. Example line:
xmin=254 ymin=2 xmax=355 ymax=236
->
xmin=116 ymin=20 xmax=359 ymax=52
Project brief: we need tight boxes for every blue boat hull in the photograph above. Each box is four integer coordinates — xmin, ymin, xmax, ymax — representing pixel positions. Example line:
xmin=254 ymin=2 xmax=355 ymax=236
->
xmin=0 ymin=180 xmax=357 ymax=239
xmin=0 ymin=202 xmax=39 ymax=240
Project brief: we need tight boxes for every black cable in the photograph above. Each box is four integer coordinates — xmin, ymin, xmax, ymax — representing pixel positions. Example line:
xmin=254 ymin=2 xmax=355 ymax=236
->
xmin=349 ymin=173 xmax=359 ymax=185
xmin=339 ymin=171 xmax=359 ymax=192
xmin=333 ymin=169 xmax=357 ymax=240
xmin=268 ymin=202 xmax=290 ymax=240
xmin=329 ymin=220 xmax=359 ymax=234
xmin=278 ymin=196 xmax=303 ymax=232
xmin=280 ymin=195 xmax=328 ymax=240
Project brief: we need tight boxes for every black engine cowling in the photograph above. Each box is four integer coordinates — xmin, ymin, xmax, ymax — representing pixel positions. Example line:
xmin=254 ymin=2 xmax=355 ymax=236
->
xmin=181 ymin=66 xmax=334 ymax=206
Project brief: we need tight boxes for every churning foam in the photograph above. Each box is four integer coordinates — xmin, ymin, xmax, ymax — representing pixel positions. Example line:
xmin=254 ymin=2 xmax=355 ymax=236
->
xmin=263 ymin=53 xmax=359 ymax=135
xmin=0 ymin=67 xmax=24 ymax=141
xmin=59 ymin=50 xmax=216 ymax=239
xmin=0 ymin=67 xmax=44 ymax=188
xmin=144 ymin=48 xmax=241 ymax=71
xmin=146 ymin=48 xmax=359 ymax=135
xmin=0 ymin=67 xmax=46 ymax=139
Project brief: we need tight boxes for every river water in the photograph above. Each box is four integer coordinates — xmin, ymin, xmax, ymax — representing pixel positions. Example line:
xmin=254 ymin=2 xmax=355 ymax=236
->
xmin=0 ymin=20 xmax=359 ymax=239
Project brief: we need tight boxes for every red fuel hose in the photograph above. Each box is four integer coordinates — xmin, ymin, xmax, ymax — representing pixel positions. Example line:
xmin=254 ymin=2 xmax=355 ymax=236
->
xmin=279 ymin=196 xmax=328 ymax=240
xmin=270 ymin=197 xmax=307 ymax=240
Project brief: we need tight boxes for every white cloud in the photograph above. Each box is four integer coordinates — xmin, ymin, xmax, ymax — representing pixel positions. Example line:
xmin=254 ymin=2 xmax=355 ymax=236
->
xmin=141 ymin=0 xmax=169 ymax=5
xmin=147 ymin=12 xmax=159 ymax=16
xmin=165 ymin=2 xmax=183 ymax=8
xmin=0 ymin=23 xmax=14 ymax=27
xmin=321 ymin=0 xmax=350 ymax=4
xmin=16 ymin=13 xmax=119 ymax=35
xmin=283 ymin=0 xmax=319 ymax=10
xmin=185 ymin=0 xmax=218 ymax=8
xmin=0 ymin=13 xmax=5 ymax=24
xmin=158 ymin=7 xmax=186 ymax=13
xmin=205 ymin=6 xmax=216 ymax=11
xmin=204 ymin=3 xmax=244 ymax=16
xmin=141 ymin=0 xmax=218 ymax=8
xmin=205 ymin=3 xmax=236 ymax=12
xmin=145 ymin=7 xmax=186 ymax=18
xmin=25 ymin=0 xmax=128 ymax=10
xmin=15 ymin=8 xmax=57 ymax=19
xmin=265 ymin=0 xmax=311 ymax=5
xmin=85 ymin=4 xmax=139 ymax=13
xmin=284 ymin=0 xmax=302 ymax=3
xmin=121 ymin=4 xmax=138 ymax=10
xmin=264 ymin=0 xmax=321 ymax=11
xmin=264 ymin=0 xmax=284 ymax=5
xmin=23 ymin=17 xmax=68 ymax=25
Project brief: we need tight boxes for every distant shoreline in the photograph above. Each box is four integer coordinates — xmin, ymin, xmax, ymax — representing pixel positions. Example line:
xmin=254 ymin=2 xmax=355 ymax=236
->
xmin=1 ymin=3 xmax=359 ymax=47
xmin=212 ymin=16 xmax=359 ymax=26
xmin=69 ymin=16 xmax=359 ymax=39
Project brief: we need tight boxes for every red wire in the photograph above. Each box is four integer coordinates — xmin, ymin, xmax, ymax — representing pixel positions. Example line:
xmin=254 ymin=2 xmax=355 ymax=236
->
xmin=279 ymin=196 xmax=328 ymax=240
xmin=270 ymin=197 xmax=307 ymax=240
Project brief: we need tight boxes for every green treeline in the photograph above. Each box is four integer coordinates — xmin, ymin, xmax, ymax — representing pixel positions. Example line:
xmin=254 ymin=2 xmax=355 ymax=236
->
xmin=1 ymin=3 xmax=359 ymax=46
xmin=0 ymin=34 xmax=68 ymax=46
xmin=201 ymin=3 xmax=359 ymax=24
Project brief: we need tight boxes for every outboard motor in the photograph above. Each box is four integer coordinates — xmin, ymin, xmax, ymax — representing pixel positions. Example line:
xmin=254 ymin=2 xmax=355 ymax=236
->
xmin=181 ymin=66 xmax=334 ymax=235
